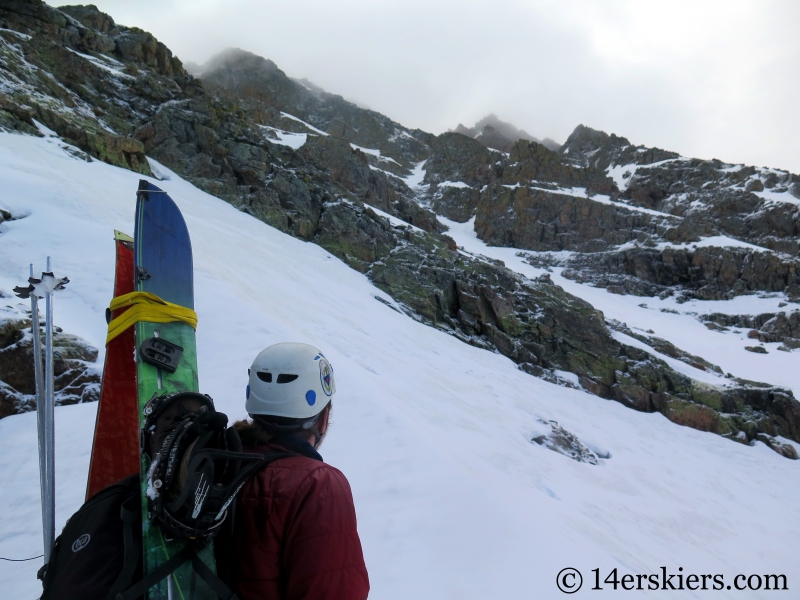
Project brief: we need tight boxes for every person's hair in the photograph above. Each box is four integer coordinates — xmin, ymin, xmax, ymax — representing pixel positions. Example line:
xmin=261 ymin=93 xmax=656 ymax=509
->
xmin=233 ymin=403 xmax=331 ymax=446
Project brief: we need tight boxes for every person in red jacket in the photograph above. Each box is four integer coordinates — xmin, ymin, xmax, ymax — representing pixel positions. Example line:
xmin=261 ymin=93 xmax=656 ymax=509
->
xmin=216 ymin=342 xmax=369 ymax=600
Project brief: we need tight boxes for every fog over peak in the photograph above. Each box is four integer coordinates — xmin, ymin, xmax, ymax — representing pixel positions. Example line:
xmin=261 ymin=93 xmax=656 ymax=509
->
xmin=453 ymin=114 xmax=562 ymax=153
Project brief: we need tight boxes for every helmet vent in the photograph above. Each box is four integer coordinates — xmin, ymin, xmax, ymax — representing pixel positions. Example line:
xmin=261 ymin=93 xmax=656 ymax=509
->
xmin=257 ymin=372 xmax=272 ymax=383
xmin=276 ymin=374 xmax=298 ymax=384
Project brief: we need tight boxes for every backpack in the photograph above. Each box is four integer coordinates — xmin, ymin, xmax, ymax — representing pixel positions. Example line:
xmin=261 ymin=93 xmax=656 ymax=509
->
xmin=39 ymin=475 xmax=141 ymax=600
xmin=39 ymin=392 xmax=292 ymax=600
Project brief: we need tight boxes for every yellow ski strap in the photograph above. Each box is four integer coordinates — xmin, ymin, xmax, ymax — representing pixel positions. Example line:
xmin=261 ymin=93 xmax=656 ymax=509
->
xmin=106 ymin=291 xmax=197 ymax=345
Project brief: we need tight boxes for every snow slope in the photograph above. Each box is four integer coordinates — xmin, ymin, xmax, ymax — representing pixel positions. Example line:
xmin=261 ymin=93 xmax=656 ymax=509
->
xmin=0 ymin=132 xmax=798 ymax=599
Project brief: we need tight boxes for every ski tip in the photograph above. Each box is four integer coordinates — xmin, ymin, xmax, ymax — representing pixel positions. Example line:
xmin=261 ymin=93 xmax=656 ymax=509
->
xmin=114 ymin=230 xmax=134 ymax=243
xmin=136 ymin=180 xmax=169 ymax=199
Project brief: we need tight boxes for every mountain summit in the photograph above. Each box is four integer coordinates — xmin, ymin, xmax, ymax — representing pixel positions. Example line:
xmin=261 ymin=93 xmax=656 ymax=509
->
xmin=453 ymin=113 xmax=560 ymax=152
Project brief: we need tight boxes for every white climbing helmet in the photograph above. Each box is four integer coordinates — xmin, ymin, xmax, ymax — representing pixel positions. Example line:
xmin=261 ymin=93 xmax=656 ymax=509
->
xmin=246 ymin=342 xmax=336 ymax=419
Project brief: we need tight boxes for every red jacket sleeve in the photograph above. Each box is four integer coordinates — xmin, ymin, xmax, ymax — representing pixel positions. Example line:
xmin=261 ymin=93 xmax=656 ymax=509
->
xmin=282 ymin=465 xmax=370 ymax=600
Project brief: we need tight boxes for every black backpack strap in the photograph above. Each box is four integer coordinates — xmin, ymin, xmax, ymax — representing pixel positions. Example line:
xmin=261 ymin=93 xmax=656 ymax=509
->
xmin=113 ymin=545 xmax=194 ymax=600
xmin=113 ymin=545 xmax=237 ymax=600
xmin=214 ymin=451 xmax=296 ymax=593
xmin=191 ymin=553 xmax=238 ymax=600
xmin=105 ymin=494 xmax=142 ymax=600
xmin=235 ymin=450 xmax=297 ymax=481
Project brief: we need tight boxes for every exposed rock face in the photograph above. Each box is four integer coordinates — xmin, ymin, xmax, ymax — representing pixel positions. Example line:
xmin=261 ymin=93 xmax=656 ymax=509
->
xmin=423 ymin=132 xmax=499 ymax=188
xmin=476 ymin=187 xmax=661 ymax=252
xmin=427 ymin=185 xmax=481 ymax=224
xmin=0 ymin=0 xmax=205 ymax=174
xmin=756 ymin=434 xmax=798 ymax=459
xmin=608 ymin=321 xmax=724 ymax=374
xmin=560 ymin=124 xmax=679 ymax=171
xmin=163 ymin=47 xmax=444 ymax=234
xmin=505 ymin=139 xmax=615 ymax=194
xmin=417 ymin=132 xmax=499 ymax=222
xmin=0 ymin=316 xmax=100 ymax=417
xmin=552 ymin=245 xmax=800 ymax=301
xmin=701 ymin=311 xmax=800 ymax=349
xmin=753 ymin=311 xmax=800 ymax=347
xmin=474 ymin=140 xmax=651 ymax=251
xmin=745 ymin=345 xmax=768 ymax=354
xmin=330 ymin=203 xmax=800 ymax=449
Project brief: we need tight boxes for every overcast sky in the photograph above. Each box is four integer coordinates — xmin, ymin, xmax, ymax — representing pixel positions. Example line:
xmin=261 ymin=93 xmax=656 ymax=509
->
xmin=56 ymin=0 xmax=800 ymax=172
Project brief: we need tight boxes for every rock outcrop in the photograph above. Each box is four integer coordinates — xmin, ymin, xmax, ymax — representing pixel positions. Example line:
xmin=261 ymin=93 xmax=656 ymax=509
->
xmin=320 ymin=202 xmax=800 ymax=450
xmin=701 ymin=310 xmax=800 ymax=350
xmin=0 ymin=315 xmax=100 ymax=417
xmin=476 ymin=186 xmax=661 ymax=252
xmin=416 ymin=132 xmax=499 ymax=222
xmin=551 ymin=245 xmax=800 ymax=301
xmin=531 ymin=419 xmax=604 ymax=465
xmin=0 ymin=0 xmax=204 ymax=173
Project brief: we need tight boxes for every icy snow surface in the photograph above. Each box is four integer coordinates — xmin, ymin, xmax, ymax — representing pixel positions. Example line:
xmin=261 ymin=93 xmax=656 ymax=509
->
xmin=279 ymin=111 xmax=330 ymax=136
xmin=349 ymin=144 xmax=401 ymax=166
xmin=0 ymin=27 xmax=32 ymax=40
xmin=606 ymin=163 xmax=635 ymax=191
xmin=752 ymin=187 xmax=800 ymax=206
xmin=533 ymin=186 xmax=675 ymax=218
xmin=364 ymin=204 xmax=423 ymax=233
xmin=258 ymin=125 xmax=308 ymax=150
xmin=615 ymin=235 xmax=778 ymax=255
xmin=0 ymin=134 xmax=798 ymax=599
xmin=669 ymin=235 xmax=770 ymax=253
xmin=401 ymin=160 xmax=426 ymax=189
xmin=606 ymin=158 xmax=685 ymax=192
xmin=437 ymin=181 xmax=472 ymax=189
xmin=65 ymin=48 xmax=133 ymax=80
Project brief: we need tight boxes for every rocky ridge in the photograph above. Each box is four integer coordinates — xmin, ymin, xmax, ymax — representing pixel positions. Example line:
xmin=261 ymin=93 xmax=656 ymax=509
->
xmin=199 ymin=49 xmax=431 ymax=168
xmin=1 ymin=0 xmax=798 ymax=458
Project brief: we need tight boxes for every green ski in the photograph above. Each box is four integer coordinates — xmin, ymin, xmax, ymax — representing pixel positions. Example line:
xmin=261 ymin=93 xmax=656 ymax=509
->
xmin=133 ymin=180 xmax=217 ymax=600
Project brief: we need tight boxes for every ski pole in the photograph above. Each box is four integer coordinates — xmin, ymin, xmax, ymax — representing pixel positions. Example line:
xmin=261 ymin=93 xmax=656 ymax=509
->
xmin=42 ymin=256 xmax=56 ymax=563
xmin=29 ymin=264 xmax=48 ymax=564
xmin=13 ymin=263 xmax=68 ymax=564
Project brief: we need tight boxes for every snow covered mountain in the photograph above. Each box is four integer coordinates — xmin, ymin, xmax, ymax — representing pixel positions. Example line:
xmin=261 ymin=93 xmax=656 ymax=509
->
xmin=0 ymin=2 xmax=799 ymax=596
xmin=1 ymin=111 xmax=798 ymax=600
xmin=2 ymin=0 xmax=799 ymax=451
